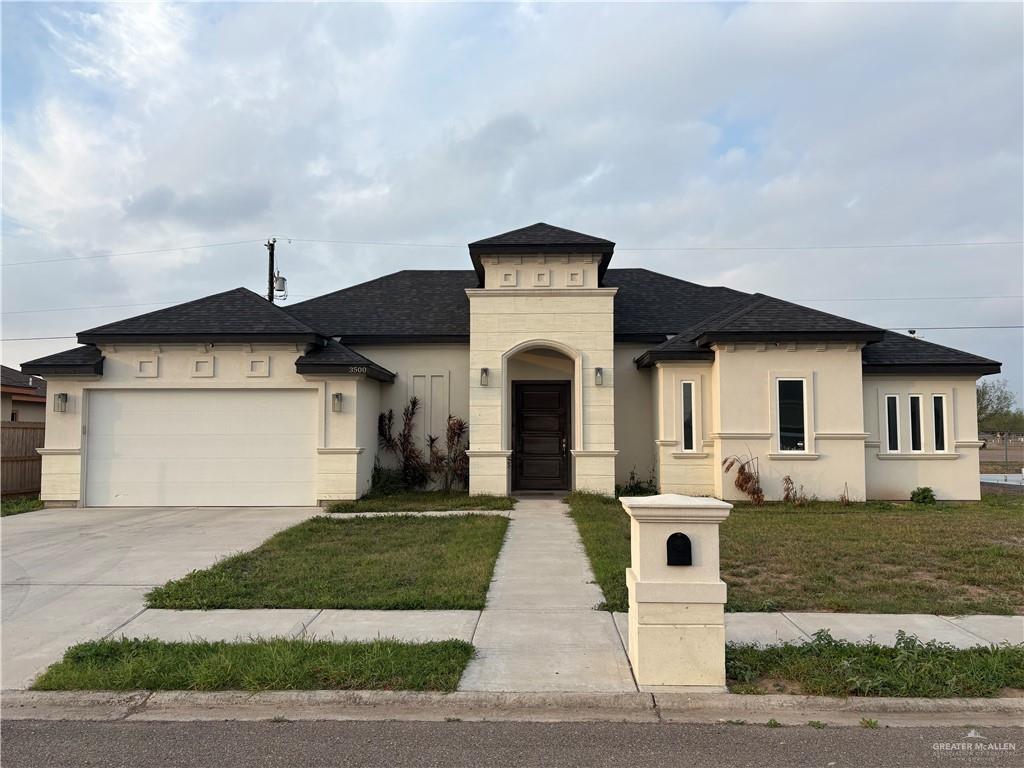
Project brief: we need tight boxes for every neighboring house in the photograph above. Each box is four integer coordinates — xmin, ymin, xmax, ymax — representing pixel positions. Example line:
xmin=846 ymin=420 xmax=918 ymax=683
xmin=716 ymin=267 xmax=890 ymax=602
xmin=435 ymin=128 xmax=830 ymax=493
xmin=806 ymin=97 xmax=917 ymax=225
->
xmin=23 ymin=223 xmax=1000 ymax=507
xmin=1 ymin=365 xmax=47 ymax=423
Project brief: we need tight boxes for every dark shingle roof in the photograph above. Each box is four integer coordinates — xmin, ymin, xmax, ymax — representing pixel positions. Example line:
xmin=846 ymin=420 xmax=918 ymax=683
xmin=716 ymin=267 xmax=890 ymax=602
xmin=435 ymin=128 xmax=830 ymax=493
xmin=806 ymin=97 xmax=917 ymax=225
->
xmin=284 ymin=268 xmax=748 ymax=343
xmin=2 ymin=364 xmax=46 ymax=392
xmin=683 ymin=293 xmax=884 ymax=345
xmin=78 ymin=287 xmax=319 ymax=344
xmin=21 ymin=346 xmax=104 ymax=376
xmin=468 ymin=222 xmax=616 ymax=284
xmin=295 ymin=340 xmax=395 ymax=382
xmin=863 ymin=331 xmax=1001 ymax=375
xmin=469 ymin=222 xmax=614 ymax=249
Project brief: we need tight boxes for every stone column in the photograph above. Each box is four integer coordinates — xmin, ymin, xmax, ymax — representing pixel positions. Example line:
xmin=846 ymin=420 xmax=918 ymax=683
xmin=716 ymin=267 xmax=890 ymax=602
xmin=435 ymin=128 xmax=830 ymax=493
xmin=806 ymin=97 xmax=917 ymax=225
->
xmin=620 ymin=493 xmax=732 ymax=691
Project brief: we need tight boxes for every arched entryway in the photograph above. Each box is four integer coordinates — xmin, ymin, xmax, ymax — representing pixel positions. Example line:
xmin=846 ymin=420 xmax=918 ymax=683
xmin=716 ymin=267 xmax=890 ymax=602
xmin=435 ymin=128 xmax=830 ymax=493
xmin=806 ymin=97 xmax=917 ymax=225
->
xmin=502 ymin=341 xmax=582 ymax=492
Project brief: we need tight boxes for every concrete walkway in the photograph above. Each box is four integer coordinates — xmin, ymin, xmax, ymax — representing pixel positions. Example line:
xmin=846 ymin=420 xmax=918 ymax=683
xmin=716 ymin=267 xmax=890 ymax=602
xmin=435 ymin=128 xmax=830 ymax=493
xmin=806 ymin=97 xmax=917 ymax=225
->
xmin=458 ymin=499 xmax=636 ymax=693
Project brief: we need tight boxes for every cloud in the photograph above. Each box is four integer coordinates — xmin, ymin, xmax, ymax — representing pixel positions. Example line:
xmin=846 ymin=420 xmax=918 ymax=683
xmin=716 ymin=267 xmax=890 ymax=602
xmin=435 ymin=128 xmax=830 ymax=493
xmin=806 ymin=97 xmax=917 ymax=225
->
xmin=2 ymin=2 xmax=1022 ymax=397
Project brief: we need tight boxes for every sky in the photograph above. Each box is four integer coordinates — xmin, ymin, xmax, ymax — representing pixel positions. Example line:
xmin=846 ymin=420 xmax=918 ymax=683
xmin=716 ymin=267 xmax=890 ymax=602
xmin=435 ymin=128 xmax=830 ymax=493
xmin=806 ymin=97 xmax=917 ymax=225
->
xmin=2 ymin=2 xmax=1022 ymax=400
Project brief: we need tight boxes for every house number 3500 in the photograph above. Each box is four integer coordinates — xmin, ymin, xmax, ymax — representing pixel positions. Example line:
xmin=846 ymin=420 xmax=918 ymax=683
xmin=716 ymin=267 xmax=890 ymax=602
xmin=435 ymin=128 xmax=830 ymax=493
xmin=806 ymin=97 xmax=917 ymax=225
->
xmin=348 ymin=366 xmax=368 ymax=374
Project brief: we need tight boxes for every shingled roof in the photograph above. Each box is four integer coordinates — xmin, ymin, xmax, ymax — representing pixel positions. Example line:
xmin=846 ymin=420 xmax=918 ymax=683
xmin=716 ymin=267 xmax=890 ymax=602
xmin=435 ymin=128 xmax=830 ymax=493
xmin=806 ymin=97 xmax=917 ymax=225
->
xmin=862 ymin=331 xmax=1000 ymax=375
xmin=285 ymin=268 xmax=747 ymax=344
xmin=468 ymin=223 xmax=616 ymax=285
xmin=295 ymin=340 xmax=395 ymax=382
xmin=21 ymin=346 xmax=104 ymax=376
xmin=2 ymin=364 xmax=47 ymax=392
xmin=77 ymin=287 xmax=320 ymax=344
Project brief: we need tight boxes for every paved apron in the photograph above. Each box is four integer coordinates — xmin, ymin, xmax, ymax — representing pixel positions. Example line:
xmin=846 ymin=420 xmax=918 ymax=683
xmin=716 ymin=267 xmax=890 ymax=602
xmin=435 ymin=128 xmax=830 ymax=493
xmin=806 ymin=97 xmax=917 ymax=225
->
xmin=458 ymin=499 xmax=637 ymax=693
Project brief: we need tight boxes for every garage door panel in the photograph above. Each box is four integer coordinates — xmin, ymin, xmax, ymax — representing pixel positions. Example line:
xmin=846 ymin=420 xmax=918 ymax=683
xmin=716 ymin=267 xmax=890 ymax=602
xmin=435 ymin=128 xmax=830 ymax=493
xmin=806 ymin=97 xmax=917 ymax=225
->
xmin=88 ymin=434 xmax=313 ymax=461
xmin=86 ymin=390 xmax=317 ymax=507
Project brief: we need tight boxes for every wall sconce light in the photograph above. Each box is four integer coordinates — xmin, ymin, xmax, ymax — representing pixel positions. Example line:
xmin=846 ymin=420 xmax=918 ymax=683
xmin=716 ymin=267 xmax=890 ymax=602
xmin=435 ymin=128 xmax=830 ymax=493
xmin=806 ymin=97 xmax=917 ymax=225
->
xmin=594 ymin=367 xmax=603 ymax=386
xmin=332 ymin=392 xmax=343 ymax=412
xmin=53 ymin=393 xmax=68 ymax=413
xmin=480 ymin=367 xmax=489 ymax=387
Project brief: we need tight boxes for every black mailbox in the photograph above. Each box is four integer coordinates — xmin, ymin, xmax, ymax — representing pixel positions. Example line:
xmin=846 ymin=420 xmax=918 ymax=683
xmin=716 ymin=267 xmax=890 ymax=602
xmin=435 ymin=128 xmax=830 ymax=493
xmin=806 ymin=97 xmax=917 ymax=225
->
xmin=666 ymin=532 xmax=692 ymax=566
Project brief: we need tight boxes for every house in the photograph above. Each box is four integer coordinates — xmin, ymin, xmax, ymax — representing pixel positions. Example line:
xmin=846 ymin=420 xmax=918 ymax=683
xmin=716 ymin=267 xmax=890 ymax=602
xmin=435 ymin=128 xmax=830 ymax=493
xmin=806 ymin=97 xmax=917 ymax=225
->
xmin=2 ymin=365 xmax=47 ymax=423
xmin=22 ymin=223 xmax=1000 ymax=507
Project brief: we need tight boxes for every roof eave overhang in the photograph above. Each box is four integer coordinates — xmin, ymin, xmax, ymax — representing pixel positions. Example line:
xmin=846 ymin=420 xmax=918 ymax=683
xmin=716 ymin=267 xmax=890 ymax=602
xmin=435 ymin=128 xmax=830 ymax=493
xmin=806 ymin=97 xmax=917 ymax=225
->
xmin=862 ymin=363 xmax=1001 ymax=377
xmin=77 ymin=332 xmax=320 ymax=345
xmin=340 ymin=334 xmax=471 ymax=345
xmin=294 ymin=362 xmax=396 ymax=382
xmin=694 ymin=330 xmax=885 ymax=346
xmin=21 ymin=360 xmax=104 ymax=377
xmin=634 ymin=350 xmax=716 ymax=368
xmin=468 ymin=245 xmax=615 ymax=287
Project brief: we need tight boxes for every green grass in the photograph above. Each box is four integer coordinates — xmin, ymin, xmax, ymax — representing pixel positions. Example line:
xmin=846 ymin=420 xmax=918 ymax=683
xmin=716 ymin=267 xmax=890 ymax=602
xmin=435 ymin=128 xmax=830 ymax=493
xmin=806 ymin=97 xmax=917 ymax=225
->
xmin=727 ymin=631 xmax=1024 ymax=698
xmin=567 ymin=492 xmax=1024 ymax=615
xmin=327 ymin=490 xmax=514 ymax=514
xmin=1 ymin=495 xmax=43 ymax=517
xmin=146 ymin=514 xmax=508 ymax=610
xmin=32 ymin=637 xmax=473 ymax=692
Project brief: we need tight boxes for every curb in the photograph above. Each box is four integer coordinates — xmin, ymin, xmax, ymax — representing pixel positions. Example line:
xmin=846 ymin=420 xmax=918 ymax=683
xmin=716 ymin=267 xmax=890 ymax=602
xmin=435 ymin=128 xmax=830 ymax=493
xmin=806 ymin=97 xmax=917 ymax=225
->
xmin=4 ymin=689 xmax=1022 ymax=727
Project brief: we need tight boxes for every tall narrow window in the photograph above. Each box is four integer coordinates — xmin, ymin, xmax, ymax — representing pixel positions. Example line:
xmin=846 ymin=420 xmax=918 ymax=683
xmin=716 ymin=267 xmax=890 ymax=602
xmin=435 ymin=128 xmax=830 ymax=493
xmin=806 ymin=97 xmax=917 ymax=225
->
xmin=886 ymin=395 xmax=900 ymax=452
xmin=778 ymin=379 xmax=806 ymax=452
xmin=681 ymin=381 xmax=695 ymax=451
xmin=909 ymin=395 xmax=923 ymax=452
xmin=933 ymin=395 xmax=947 ymax=452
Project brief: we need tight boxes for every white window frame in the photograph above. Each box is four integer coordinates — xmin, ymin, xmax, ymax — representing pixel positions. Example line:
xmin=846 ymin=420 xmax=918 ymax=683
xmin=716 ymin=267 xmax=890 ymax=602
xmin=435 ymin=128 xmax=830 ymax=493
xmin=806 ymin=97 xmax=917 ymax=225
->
xmin=908 ymin=394 xmax=923 ymax=453
xmin=776 ymin=377 xmax=808 ymax=453
xmin=679 ymin=380 xmax=696 ymax=453
xmin=932 ymin=393 xmax=949 ymax=453
xmin=885 ymin=394 xmax=901 ymax=453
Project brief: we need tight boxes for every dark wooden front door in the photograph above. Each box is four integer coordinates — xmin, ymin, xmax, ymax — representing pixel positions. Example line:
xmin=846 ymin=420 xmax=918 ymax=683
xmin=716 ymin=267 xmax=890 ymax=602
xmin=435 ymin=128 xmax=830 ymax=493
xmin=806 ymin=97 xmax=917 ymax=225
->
xmin=512 ymin=382 xmax=570 ymax=491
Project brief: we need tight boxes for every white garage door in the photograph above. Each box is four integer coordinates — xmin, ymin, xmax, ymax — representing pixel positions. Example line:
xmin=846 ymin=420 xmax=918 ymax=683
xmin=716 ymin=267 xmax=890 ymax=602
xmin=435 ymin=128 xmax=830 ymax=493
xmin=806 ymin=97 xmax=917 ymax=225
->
xmin=85 ymin=389 xmax=317 ymax=507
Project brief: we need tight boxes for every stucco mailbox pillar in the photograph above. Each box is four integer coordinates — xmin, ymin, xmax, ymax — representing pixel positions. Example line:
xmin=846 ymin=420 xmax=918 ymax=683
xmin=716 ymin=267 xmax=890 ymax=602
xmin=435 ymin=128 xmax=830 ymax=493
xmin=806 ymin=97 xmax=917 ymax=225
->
xmin=620 ymin=493 xmax=732 ymax=691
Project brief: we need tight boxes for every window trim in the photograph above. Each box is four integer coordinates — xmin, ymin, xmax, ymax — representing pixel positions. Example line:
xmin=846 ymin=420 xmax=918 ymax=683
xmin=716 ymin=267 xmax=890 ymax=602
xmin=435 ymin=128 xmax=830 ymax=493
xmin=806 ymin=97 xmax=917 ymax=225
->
xmin=932 ymin=394 xmax=948 ymax=453
xmin=908 ymin=394 xmax=923 ymax=453
xmin=777 ymin=377 xmax=808 ymax=453
xmin=679 ymin=380 xmax=696 ymax=452
xmin=885 ymin=394 xmax=900 ymax=453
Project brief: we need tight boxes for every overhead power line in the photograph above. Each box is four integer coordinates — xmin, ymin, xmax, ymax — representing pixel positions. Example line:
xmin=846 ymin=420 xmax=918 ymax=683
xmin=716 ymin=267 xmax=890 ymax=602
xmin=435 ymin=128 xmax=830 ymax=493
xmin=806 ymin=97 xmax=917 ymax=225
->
xmin=3 ymin=237 xmax=1021 ymax=269
xmin=797 ymin=294 xmax=1023 ymax=303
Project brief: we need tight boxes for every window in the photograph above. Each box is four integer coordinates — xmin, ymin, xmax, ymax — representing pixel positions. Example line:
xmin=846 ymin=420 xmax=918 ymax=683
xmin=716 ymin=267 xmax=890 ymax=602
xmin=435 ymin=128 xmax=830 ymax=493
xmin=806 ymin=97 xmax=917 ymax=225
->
xmin=778 ymin=379 xmax=806 ymax=452
xmin=933 ymin=395 xmax=947 ymax=452
xmin=909 ymin=395 xmax=923 ymax=452
xmin=885 ymin=395 xmax=900 ymax=452
xmin=680 ymin=381 xmax=695 ymax=451
xmin=10 ymin=411 xmax=17 ymax=422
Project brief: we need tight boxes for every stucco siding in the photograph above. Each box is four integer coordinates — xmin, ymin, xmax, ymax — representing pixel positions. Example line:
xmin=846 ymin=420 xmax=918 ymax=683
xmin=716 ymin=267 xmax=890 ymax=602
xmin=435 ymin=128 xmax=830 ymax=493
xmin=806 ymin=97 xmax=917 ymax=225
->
xmin=863 ymin=375 xmax=982 ymax=500
xmin=613 ymin=344 xmax=654 ymax=486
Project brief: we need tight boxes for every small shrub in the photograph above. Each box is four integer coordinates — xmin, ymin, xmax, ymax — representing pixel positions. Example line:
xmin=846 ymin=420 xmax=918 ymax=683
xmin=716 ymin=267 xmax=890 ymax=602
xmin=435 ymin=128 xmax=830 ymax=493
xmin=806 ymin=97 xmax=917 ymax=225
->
xmin=428 ymin=415 xmax=470 ymax=494
xmin=808 ymin=720 xmax=826 ymax=729
xmin=617 ymin=466 xmax=658 ymax=497
xmin=766 ymin=719 xmax=782 ymax=728
xmin=838 ymin=483 xmax=851 ymax=506
xmin=378 ymin=397 xmax=431 ymax=489
xmin=860 ymin=718 xmax=879 ymax=729
xmin=369 ymin=459 xmax=405 ymax=496
xmin=723 ymin=454 xmax=764 ymax=505
xmin=782 ymin=475 xmax=815 ymax=506
xmin=910 ymin=486 xmax=937 ymax=504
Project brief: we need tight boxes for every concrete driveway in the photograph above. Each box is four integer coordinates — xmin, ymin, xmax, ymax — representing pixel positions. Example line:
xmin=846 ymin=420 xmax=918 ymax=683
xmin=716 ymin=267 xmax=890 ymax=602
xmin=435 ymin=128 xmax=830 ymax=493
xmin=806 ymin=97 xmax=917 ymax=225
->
xmin=1 ymin=506 xmax=319 ymax=689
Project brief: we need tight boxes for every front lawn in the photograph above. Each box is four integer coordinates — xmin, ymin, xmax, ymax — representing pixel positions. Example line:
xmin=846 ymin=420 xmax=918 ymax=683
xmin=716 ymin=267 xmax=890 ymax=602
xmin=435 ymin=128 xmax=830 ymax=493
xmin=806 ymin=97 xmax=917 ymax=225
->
xmin=1 ymin=495 xmax=43 ymax=517
xmin=147 ymin=514 xmax=508 ymax=610
xmin=568 ymin=492 xmax=1024 ymax=615
xmin=327 ymin=491 xmax=514 ymax=514
xmin=727 ymin=632 xmax=1024 ymax=698
xmin=32 ymin=637 xmax=473 ymax=692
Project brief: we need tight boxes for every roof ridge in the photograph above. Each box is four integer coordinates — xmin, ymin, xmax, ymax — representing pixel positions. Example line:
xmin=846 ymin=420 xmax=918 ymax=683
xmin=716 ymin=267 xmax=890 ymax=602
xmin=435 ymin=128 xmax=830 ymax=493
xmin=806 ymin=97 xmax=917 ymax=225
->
xmin=677 ymin=293 xmax=762 ymax=343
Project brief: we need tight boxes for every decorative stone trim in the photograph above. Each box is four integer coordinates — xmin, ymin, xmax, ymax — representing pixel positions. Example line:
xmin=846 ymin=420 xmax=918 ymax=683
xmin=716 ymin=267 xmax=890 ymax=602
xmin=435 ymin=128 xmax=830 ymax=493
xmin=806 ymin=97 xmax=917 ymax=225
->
xmin=766 ymin=453 xmax=820 ymax=461
xmin=571 ymin=450 xmax=619 ymax=457
xmin=815 ymin=432 xmax=870 ymax=440
xmin=465 ymin=288 xmax=618 ymax=298
xmin=316 ymin=448 xmax=365 ymax=455
xmin=36 ymin=448 xmax=80 ymax=456
xmin=671 ymin=452 xmax=709 ymax=459
xmin=654 ymin=439 xmax=677 ymax=446
xmin=709 ymin=432 xmax=772 ymax=440
xmin=466 ymin=449 xmax=513 ymax=457
xmin=955 ymin=440 xmax=985 ymax=448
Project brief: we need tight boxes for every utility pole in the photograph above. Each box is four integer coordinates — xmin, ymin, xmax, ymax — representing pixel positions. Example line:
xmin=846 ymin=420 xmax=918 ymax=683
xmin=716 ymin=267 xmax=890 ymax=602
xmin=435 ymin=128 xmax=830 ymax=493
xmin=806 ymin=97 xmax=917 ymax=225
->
xmin=265 ymin=238 xmax=277 ymax=303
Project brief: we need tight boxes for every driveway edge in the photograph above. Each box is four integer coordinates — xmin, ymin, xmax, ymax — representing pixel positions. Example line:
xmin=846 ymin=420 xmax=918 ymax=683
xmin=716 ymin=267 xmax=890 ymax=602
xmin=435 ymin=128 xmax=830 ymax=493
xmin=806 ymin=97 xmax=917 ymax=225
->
xmin=4 ymin=690 xmax=1022 ymax=727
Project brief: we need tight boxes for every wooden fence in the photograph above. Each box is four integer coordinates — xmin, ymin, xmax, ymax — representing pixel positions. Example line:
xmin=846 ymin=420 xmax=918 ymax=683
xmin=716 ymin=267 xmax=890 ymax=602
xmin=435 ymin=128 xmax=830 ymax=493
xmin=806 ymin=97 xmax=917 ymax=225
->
xmin=2 ymin=422 xmax=45 ymax=496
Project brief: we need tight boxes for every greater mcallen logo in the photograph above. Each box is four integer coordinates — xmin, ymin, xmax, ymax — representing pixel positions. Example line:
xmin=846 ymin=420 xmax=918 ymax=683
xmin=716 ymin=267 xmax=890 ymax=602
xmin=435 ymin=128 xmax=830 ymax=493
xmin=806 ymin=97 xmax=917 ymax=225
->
xmin=932 ymin=729 xmax=1017 ymax=754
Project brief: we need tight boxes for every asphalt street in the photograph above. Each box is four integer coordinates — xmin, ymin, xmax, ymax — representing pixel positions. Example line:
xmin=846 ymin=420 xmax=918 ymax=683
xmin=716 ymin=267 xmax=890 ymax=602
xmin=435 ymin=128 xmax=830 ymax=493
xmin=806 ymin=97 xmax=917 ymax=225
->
xmin=3 ymin=720 xmax=1022 ymax=768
